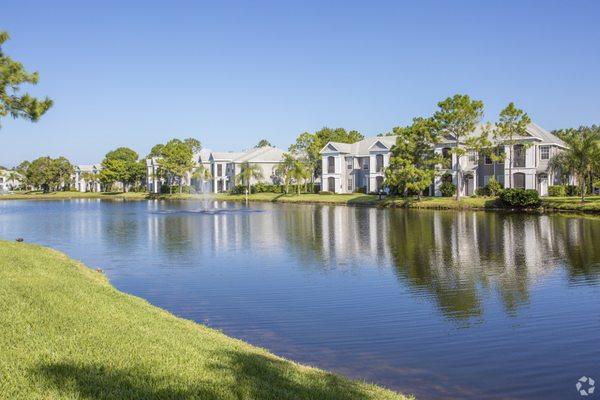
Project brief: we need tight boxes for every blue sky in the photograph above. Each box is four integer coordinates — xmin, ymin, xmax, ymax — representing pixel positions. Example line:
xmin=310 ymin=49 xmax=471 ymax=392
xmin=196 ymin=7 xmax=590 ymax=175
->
xmin=2 ymin=0 xmax=599 ymax=166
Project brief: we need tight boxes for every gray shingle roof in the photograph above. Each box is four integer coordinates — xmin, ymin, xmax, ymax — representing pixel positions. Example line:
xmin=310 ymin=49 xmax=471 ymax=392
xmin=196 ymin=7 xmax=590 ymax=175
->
xmin=322 ymin=136 xmax=398 ymax=155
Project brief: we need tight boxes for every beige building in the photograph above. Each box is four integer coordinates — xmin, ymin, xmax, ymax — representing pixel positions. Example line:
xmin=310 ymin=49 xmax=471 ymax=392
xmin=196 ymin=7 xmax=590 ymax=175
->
xmin=147 ymin=146 xmax=285 ymax=194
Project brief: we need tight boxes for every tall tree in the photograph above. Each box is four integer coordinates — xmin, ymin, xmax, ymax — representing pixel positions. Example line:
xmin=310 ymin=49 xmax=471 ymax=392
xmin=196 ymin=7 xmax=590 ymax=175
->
xmin=0 ymin=31 xmax=53 ymax=129
xmin=158 ymin=139 xmax=194 ymax=194
xmin=433 ymin=94 xmax=484 ymax=200
xmin=494 ymin=103 xmax=531 ymax=189
xmin=548 ymin=128 xmax=600 ymax=202
xmin=255 ymin=139 xmax=272 ymax=148
xmin=148 ymin=144 xmax=164 ymax=158
xmin=552 ymin=125 xmax=600 ymax=193
xmin=385 ymin=117 xmax=441 ymax=199
xmin=183 ymin=138 xmax=202 ymax=153
xmin=25 ymin=156 xmax=73 ymax=192
xmin=236 ymin=162 xmax=263 ymax=193
xmin=101 ymin=147 xmax=140 ymax=192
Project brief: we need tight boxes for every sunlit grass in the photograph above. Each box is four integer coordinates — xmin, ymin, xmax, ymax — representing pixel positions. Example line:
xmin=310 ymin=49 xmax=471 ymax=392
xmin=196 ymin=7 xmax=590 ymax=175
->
xmin=0 ymin=241 xmax=411 ymax=400
xmin=2 ymin=190 xmax=599 ymax=212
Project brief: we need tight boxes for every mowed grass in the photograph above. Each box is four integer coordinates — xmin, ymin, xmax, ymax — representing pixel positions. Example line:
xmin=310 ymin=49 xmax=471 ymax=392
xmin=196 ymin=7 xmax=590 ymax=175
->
xmin=0 ymin=241 xmax=411 ymax=400
xmin=2 ymin=190 xmax=599 ymax=213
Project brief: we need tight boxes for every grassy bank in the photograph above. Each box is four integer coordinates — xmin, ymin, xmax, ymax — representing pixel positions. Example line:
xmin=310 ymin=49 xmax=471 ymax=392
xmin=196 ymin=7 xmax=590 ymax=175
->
xmin=2 ymin=190 xmax=599 ymax=213
xmin=0 ymin=241 xmax=410 ymax=400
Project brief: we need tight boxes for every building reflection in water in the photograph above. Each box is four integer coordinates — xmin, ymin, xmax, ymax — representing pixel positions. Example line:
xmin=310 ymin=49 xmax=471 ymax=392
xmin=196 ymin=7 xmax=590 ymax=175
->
xmin=139 ymin=201 xmax=599 ymax=321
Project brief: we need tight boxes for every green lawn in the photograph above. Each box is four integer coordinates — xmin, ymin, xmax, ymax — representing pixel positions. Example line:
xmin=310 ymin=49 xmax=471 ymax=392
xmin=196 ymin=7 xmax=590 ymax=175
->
xmin=0 ymin=241 xmax=411 ymax=400
xmin=2 ymin=190 xmax=600 ymax=213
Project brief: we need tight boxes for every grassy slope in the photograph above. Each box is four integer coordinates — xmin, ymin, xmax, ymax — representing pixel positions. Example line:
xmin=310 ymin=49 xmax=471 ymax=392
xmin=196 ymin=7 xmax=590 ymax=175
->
xmin=2 ymin=190 xmax=600 ymax=212
xmin=0 ymin=241 xmax=410 ymax=400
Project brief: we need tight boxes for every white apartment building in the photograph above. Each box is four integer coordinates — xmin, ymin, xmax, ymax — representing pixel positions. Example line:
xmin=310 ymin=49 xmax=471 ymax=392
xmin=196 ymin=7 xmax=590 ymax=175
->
xmin=433 ymin=123 xmax=568 ymax=197
xmin=320 ymin=136 xmax=397 ymax=194
xmin=147 ymin=146 xmax=285 ymax=193
xmin=73 ymin=164 xmax=103 ymax=192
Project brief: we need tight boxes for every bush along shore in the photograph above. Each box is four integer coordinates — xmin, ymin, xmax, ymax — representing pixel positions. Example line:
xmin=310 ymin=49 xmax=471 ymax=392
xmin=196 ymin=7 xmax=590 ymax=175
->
xmin=0 ymin=240 xmax=411 ymax=400
xmin=1 ymin=190 xmax=600 ymax=213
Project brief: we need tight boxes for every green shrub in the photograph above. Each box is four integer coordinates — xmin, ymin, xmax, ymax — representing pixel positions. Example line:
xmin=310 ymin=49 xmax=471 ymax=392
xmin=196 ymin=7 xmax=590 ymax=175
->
xmin=475 ymin=188 xmax=485 ymax=196
xmin=485 ymin=178 xmax=504 ymax=196
xmin=353 ymin=187 xmax=366 ymax=194
xmin=548 ymin=185 xmax=566 ymax=197
xmin=566 ymin=185 xmax=581 ymax=196
xmin=252 ymin=183 xmax=281 ymax=193
xmin=319 ymin=191 xmax=333 ymax=195
xmin=499 ymin=188 xmax=541 ymax=207
xmin=230 ymin=185 xmax=248 ymax=195
xmin=439 ymin=181 xmax=456 ymax=197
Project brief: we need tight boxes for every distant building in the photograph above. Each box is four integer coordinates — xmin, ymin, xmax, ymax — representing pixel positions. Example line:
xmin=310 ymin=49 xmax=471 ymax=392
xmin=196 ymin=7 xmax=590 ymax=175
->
xmin=0 ymin=170 xmax=24 ymax=192
xmin=73 ymin=164 xmax=103 ymax=192
xmin=147 ymin=146 xmax=285 ymax=194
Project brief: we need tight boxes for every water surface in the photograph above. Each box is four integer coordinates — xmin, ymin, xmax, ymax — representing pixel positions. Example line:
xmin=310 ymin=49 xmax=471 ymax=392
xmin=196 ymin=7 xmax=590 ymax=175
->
xmin=1 ymin=199 xmax=599 ymax=399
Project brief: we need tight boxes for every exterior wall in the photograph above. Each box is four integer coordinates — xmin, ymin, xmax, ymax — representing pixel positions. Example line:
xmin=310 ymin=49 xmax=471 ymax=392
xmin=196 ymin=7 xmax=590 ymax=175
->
xmin=212 ymin=162 xmax=229 ymax=193
xmin=321 ymin=154 xmax=344 ymax=193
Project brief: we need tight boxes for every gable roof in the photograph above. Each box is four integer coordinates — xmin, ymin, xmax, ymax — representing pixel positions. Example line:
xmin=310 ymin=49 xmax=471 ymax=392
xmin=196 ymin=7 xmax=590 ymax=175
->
xmin=438 ymin=122 xmax=567 ymax=148
xmin=76 ymin=164 xmax=102 ymax=172
xmin=234 ymin=146 xmax=285 ymax=163
xmin=321 ymin=136 xmax=398 ymax=155
xmin=209 ymin=146 xmax=285 ymax=163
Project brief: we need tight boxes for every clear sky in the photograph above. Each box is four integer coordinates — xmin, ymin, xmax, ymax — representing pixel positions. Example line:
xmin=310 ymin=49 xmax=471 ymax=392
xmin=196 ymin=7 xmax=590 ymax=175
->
xmin=2 ymin=0 xmax=599 ymax=166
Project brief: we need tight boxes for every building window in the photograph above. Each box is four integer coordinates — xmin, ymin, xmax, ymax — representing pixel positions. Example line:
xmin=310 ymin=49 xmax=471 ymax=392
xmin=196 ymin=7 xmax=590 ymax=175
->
xmin=347 ymin=158 xmax=353 ymax=170
xmin=513 ymin=172 xmax=526 ymax=189
xmin=347 ymin=178 xmax=353 ymax=191
xmin=513 ymin=145 xmax=526 ymax=168
xmin=328 ymin=177 xmax=336 ymax=193
xmin=441 ymin=147 xmax=452 ymax=169
xmin=376 ymin=154 xmax=384 ymax=172
xmin=217 ymin=164 xmax=222 ymax=176
xmin=484 ymin=154 xmax=493 ymax=165
xmin=363 ymin=160 xmax=369 ymax=170
xmin=468 ymin=151 xmax=477 ymax=163
xmin=540 ymin=146 xmax=550 ymax=160
xmin=327 ymin=156 xmax=335 ymax=173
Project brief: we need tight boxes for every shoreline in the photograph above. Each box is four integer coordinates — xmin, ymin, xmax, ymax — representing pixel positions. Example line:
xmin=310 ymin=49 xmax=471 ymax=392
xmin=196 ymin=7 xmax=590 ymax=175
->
xmin=0 ymin=240 xmax=411 ymax=399
xmin=1 ymin=191 xmax=599 ymax=214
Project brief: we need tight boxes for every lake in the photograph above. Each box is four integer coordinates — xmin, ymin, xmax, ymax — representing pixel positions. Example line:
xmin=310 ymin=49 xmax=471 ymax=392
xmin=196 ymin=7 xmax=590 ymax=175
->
xmin=1 ymin=199 xmax=599 ymax=399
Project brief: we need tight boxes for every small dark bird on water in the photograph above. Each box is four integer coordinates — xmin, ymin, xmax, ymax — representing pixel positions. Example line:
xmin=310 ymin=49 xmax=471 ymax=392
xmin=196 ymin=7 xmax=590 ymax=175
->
xmin=15 ymin=238 xmax=24 ymax=242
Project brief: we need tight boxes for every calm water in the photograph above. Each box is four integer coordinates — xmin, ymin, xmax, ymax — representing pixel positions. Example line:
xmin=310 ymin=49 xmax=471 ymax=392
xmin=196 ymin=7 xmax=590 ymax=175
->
xmin=1 ymin=200 xmax=599 ymax=399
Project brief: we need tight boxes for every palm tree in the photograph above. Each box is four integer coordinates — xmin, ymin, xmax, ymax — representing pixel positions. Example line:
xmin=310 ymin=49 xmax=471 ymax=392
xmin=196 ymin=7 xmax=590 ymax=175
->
xmin=191 ymin=165 xmax=212 ymax=192
xmin=236 ymin=162 xmax=263 ymax=193
xmin=291 ymin=160 xmax=311 ymax=194
xmin=275 ymin=154 xmax=295 ymax=194
xmin=80 ymin=171 xmax=96 ymax=192
xmin=549 ymin=129 xmax=600 ymax=202
xmin=7 ymin=171 xmax=21 ymax=190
